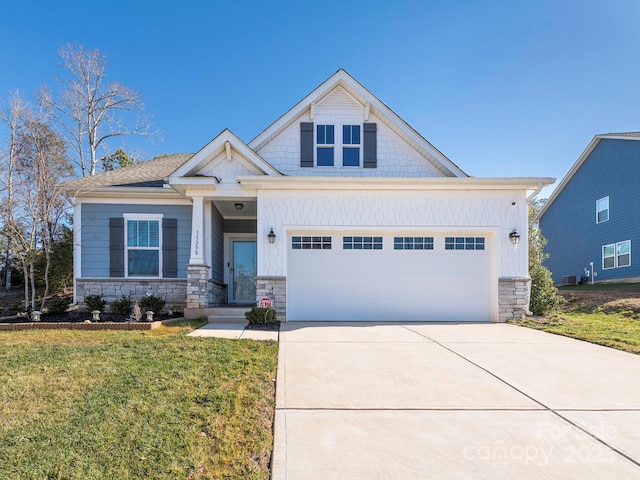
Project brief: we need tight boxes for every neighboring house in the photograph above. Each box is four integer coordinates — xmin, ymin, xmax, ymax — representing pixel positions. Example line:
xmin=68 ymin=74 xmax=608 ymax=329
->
xmin=538 ymin=133 xmax=640 ymax=285
xmin=64 ymin=70 xmax=553 ymax=322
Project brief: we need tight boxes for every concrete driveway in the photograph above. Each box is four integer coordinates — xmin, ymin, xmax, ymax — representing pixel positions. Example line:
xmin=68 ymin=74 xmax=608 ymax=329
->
xmin=271 ymin=322 xmax=640 ymax=479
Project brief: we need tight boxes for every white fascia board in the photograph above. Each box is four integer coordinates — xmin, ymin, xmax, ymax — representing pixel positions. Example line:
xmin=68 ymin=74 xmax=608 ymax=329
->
xmin=67 ymin=187 xmax=187 ymax=201
xmin=72 ymin=196 xmax=192 ymax=205
xmin=171 ymin=129 xmax=281 ymax=178
xmin=248 ymin=69 xmax=467 ymax=178
xmin=238 ymin=175 xmax=555 ymax=191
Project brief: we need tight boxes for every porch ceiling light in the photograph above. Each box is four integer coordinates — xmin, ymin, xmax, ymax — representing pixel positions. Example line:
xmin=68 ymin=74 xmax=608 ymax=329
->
xmin=509 ymin=229 xmax=521 ymax=245
xmin=268 ymin=228 xmax=276 ymax=244
xmin=234 ymin=203 xmax=244 ymax=210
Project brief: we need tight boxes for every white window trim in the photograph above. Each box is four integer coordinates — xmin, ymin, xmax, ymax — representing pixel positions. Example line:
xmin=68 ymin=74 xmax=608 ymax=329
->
xmin=315 ymin=123 xmax=362 ymax=168
xmin=602 ymin=243 xmax=615 ymax=270
xmin=602 ymin=240 xmax=631 ymax=269
xmin=123 ymin=213 xmax=164 ymax=278
xmin=617 ymin=240 xmax=631 ymax=268
xmin=596 ymin=196 xmax=609 ymax=224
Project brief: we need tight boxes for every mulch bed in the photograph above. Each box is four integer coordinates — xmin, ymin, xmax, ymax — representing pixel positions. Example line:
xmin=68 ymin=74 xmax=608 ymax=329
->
xmin=245 ymin=322 xmax=280 ymax=331
xmin=0 ymin=312 xmax=175 ymax=324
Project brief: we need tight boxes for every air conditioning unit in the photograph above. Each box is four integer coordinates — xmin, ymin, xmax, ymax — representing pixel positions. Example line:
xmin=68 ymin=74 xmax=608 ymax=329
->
xmin=561 ymin=275 xmax=578 ymax=286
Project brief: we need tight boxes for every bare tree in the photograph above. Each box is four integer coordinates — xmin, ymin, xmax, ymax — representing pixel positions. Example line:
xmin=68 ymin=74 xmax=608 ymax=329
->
xmin=0 ymin=92 xmax=32 ymax=292
xmin=39 ymin=44 xmax=155 ymax=177
xmin=7 ymin=119 xmax=72 ymax=311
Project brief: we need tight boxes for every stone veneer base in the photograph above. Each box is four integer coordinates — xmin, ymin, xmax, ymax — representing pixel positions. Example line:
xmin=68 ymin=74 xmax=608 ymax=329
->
xmin=256 ymin=276 xmax=286 ymax=321
xmin=498 ymin=277 xmax=531 ymax=322
xmin=77 ymin=278 xmax=187 ymax=313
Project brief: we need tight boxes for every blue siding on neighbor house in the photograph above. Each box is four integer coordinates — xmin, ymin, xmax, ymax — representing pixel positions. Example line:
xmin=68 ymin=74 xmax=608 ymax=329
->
xmin=81 ymin=203 xmax=192 ymax=278
xmin=540 ymin=139 xmax=640 ymax=283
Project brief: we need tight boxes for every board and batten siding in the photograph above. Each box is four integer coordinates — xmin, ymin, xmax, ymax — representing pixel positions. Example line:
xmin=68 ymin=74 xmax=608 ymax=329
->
xmin=540 ymin=139 xmax=640 ymax=283
xmin=211 ymin=206 xmax=224 ymax=282
xmin=81 ymin=203 xmax=192 ymax=278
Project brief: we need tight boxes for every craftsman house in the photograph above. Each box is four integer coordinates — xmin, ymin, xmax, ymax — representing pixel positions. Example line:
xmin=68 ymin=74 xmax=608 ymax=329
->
xmin=65 ymin=70 xmax=553 ymax=322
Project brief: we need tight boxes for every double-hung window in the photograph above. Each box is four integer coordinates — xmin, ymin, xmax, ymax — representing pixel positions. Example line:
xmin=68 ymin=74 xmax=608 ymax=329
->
xmin=602 ymin=240 xmax=631 ymax=269
xmin=596 ymin=197 xmax=609 ymax=223
xmin=342 ymin=125 xmax=361 ymax=166
xmin=125 ymin=214 xmax=162 ymax=277
xmin=316 ymin=125 xmax=334 ymax=166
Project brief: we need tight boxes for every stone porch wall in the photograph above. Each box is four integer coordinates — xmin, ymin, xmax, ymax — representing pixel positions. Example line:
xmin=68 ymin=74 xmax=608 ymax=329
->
xmin=77 ymin=278 xmax=187 ymax=313
xmin=498 ymin=277 xmax=531 ymax=322
xmin=256 ymin=276 xmax=286 ymax=321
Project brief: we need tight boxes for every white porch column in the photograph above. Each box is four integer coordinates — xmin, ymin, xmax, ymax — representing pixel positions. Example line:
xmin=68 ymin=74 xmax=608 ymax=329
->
xmin=189 ymin=195 xmax=205 ymax=264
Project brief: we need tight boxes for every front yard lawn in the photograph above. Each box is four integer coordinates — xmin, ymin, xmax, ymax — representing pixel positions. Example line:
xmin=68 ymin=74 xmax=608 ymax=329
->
xmin=511 ymin=312 xmax=640 ymax=354
xmin=0 ymin=319 xmax=278 ymax=479
xmin=510 ymin=284 xmax=640 ymax=354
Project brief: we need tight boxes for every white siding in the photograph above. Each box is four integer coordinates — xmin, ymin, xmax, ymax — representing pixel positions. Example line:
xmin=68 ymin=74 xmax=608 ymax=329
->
xmin=257 ymin=189 xmax=528 ymax=279
xmin=255 ymin=110 xmax=444 ymax=177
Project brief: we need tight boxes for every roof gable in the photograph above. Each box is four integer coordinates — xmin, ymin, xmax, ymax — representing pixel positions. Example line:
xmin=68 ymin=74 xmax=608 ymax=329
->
xmin=537 ymin=133 xmax=640 ymax=219
xmin=249 ymin=69 xmax=467 ymax=178
xmin=170 ymin=129 xmax=281 ymax=179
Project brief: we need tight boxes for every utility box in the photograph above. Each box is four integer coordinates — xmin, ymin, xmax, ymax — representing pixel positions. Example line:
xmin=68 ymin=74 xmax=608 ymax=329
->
xmin=561 ymin=275 xmax=579 ymax=286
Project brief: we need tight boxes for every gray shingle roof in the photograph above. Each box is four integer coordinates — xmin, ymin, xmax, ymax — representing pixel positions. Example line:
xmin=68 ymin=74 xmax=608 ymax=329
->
xmin=604 ymin=132 xmax=640 ymax=137
xmin=64 ymin=153 xmax=193 ymax=193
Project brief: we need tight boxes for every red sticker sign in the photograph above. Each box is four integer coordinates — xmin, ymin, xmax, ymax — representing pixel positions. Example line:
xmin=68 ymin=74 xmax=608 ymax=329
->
xmin=258 ymin=297 xmax=273 ymax=308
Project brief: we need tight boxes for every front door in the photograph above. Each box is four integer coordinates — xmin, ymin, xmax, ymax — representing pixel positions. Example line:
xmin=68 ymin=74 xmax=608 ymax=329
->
xmin=231 ymin=240 xmax=257 ymax=302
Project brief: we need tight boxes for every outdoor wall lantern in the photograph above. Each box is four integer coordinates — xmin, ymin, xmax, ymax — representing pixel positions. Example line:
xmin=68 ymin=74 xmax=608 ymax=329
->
xmin=509 ymin=229 xmax=521 ymax=245
xmin=268 ymin=228 xmax=276 ymax=244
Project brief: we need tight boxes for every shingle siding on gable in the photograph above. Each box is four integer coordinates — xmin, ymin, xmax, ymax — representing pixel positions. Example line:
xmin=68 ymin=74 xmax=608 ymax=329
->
xmin=540 ymin=139 xmax=640 ymax=283
xmin=81 ymin=203 xmax=192 ymax=278
xmin=256 ymin=111 xmax=444 ymax=177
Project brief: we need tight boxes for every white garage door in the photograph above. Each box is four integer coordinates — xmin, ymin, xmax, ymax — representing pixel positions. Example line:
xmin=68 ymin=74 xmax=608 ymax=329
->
xmin=287 ymin=233 xmax=493 ymax=322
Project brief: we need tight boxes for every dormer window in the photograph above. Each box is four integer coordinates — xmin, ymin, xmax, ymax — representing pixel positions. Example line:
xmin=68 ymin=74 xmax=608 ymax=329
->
xmin=316 ymin=125 xmax=335 ymax=166
xmin=342 ymin=125 xmax=361 ymax=167
xmin=300 ymin=121 xmax=376 ymax=169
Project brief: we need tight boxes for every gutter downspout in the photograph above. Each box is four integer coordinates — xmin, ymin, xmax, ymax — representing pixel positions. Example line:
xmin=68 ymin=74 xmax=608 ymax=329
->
xmin=524 ymin=183 xmax=545 ymax=316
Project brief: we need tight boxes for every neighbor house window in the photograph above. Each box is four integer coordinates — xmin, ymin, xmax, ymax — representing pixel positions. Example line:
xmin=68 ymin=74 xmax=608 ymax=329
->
xmin=343 ymin=236 xmax=383 ymax=250
xmin=316 ymin=125 xmax=334 ymax=166
xmin=394 ymin=237 xmax=434 ymax=250
xmin=342 ymin=125 xmax=361 ymax=167
xmin=602 ymin=240 xmax=631 ymax=269
xmin=445 ymin=237 xmax=485 ymax=251
xmin=292 ymin=236 xmax=332 ymax=250
xmin=596 ymin=196 xmax=609 ymax=223
xmin=125 ymin=214 xmax=162 ymax=277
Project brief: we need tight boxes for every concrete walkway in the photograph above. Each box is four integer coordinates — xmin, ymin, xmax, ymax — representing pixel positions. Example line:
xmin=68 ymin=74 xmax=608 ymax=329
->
xmin=187 ymin=323 xmax=278 ymax=341
xmin=271 ymin=322 xmax=640 ymax=479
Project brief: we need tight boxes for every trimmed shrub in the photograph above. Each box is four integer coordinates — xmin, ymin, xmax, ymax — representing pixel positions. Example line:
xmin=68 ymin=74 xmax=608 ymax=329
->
xmin=110 ymin=295 xmax=133 ymax=315
xmin=140 ymin=294 xmax=166 ymax=314
xmin=244 ymin=307 xmax=278 ymax=325
xmin=84 ymin=294 xmax=106 ymax=313
xmin=45 ymin=296 xmax=70 ymax=315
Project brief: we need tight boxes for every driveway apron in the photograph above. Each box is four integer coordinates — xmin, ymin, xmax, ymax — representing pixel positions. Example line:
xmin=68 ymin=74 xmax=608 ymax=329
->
xmin=271 ymin=322 xmax=640 ymax=479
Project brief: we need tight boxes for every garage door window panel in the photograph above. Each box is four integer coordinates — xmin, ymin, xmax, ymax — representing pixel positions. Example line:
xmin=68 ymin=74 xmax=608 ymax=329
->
xmin=394 ymin=237 xmax=434 ymax=250
xmin=292 ymin=236 xmax=332 ymax=250
xmin=343 ymin=236 xmax=383 ymax=250
xmin=445 ymin=237 xmax=485 ymax=251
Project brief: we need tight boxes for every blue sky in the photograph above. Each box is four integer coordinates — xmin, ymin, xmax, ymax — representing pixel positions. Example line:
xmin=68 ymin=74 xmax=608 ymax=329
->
xmin=2 ymin=0 xmax=639 ymax=197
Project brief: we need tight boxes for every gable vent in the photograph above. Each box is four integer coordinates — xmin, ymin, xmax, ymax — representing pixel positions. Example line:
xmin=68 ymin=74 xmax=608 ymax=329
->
xmin=316 ymin=86 xmax=363 ymax=111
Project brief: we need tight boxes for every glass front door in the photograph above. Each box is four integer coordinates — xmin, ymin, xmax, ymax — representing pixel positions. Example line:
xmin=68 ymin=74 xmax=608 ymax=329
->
xmin=231 ymin=240 xmax=257 ymax=302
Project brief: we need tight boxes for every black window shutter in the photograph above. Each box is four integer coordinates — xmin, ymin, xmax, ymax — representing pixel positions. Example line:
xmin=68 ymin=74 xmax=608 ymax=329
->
xmin=300 ymin=122 xmax=314 ymax=167
xmin=163 ymin=218 xmax=178 ymax=278
xmin=363 ymin=123 xmax=377 ymax=168
xmin=109 ymin=218 xmax=125 ymax=277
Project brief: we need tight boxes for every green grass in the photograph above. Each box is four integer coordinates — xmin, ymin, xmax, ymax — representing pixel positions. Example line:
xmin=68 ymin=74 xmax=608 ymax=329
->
xmin=511 ymin=312 xmax=640 ymax=354
xmin=0 ymin=319 xmax=278 ymax=479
